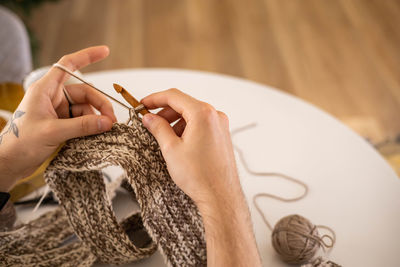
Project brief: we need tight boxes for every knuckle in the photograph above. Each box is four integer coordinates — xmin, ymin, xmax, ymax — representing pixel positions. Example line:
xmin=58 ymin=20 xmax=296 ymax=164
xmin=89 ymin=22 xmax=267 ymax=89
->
xmin=59 ymin=54 xmax=75 ymax=69
xmin=198 ymin=103 xmax=217 ymax=119
xmin=218 ymin=111 xmax=229 ymax=124
xmin=167 ymin=88 xmax=180 ymax=94
xmin=59 ymin=55 xmax=70 ymax=64
xmin=168 ymin=88 xmax=180 ymax=93
xmin=217 ymin=111 xmax=228 ymax=120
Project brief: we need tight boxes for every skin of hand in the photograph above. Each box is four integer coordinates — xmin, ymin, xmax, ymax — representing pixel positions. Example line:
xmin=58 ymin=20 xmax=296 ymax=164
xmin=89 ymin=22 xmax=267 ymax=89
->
xmin=141 ymin=89 xmax=261 ymax=267
xmin=0 ymin=46 xmax=116 ymax=192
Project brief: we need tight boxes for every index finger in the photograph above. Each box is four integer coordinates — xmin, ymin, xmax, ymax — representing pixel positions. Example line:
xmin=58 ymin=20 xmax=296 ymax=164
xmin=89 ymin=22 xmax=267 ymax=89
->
xmin=141 ymin=88 xmax=201 ymax=120
xmin=42 ymin=46 xmax=110 ymax=86
xmin=65 ymin=84 xmax=117 ymax=122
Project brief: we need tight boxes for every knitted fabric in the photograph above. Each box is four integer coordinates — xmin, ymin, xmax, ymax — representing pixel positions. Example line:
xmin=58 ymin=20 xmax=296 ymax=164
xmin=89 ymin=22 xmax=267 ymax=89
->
xmin=0 ymin=208 xmax=147 ymax=266
xmin=0 ymin=113 xmax=206 ymax=266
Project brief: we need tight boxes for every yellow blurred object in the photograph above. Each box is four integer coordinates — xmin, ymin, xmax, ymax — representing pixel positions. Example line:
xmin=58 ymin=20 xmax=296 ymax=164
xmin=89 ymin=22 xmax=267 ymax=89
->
xmin=0 ymin=117 xmax=6 ymax=129
xmin=386 ymin=154 xmax=400 ymax=177
xmin=9 ymin=167 xmax=47 ymax=202
xmin=376 ymin=141 xmax=400 ymax=178
xmin=0 ymin=82 xmax=25 ymax=112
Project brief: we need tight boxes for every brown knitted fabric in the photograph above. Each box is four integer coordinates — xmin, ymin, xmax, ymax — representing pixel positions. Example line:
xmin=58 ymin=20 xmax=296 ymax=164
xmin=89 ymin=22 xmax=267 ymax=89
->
xmin=0 ymin=113 xmax=206 ymax=266
xmin=0 ymin=207 xmax=151 ymax=266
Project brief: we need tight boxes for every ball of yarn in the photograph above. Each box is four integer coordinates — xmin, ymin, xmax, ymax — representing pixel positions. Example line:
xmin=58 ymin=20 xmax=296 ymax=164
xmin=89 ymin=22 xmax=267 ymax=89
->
xmin=272 ymin=214 xmax=321 ymax=264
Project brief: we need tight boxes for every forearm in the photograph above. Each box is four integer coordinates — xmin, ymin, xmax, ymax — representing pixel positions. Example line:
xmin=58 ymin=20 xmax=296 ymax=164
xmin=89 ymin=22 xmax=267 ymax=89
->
xmin=198 ymin=188 xmax=261 ymax=267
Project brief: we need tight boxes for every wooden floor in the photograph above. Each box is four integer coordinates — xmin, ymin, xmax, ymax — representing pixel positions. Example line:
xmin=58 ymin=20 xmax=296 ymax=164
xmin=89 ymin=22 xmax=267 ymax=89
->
xmin=29 ymin=0 xmax=400 ymax=142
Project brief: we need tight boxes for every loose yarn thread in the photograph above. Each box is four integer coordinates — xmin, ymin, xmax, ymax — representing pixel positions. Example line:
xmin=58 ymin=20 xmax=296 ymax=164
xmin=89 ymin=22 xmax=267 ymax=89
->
xmin=232 ymin=123 xmax=338 ymax=266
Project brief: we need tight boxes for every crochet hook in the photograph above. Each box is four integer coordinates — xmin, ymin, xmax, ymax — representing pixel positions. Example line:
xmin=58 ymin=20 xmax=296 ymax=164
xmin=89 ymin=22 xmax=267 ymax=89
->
xmin=113 ymin=83 xmax=149 ymax=116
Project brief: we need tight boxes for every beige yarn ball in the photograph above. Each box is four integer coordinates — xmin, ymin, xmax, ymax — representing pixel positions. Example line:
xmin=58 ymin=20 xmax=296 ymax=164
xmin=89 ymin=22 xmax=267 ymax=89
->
xmin=272 ymin=214 xmax=321 ymax=264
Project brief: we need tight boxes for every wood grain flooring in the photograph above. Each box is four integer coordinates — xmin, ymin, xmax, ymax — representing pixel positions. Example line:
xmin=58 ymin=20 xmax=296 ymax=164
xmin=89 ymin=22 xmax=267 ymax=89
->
xmin=28 ymin=0 xmax=400 ymax=142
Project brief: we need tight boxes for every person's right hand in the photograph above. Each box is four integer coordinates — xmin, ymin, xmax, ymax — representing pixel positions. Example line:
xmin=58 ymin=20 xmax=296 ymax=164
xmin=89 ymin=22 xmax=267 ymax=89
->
xmin=141 ymin=89 xmax=261 ymax=267
xmin=141 ymin=89 xmax=241 ymax=211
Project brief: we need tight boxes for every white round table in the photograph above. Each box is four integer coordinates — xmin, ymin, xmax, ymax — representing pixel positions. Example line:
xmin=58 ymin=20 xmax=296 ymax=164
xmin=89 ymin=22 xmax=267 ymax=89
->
xmin=19 ymin=69 xmax=400 ymax=266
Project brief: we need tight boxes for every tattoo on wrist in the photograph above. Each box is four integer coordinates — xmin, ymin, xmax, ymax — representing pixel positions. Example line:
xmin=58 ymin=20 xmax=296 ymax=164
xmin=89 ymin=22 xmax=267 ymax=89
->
xmin=0 ymin=110 xmax=25 ymax=144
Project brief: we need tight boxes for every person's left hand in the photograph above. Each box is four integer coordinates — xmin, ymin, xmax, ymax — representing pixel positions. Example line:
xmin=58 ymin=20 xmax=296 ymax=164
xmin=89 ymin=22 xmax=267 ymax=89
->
xmin=0 ymin=46 xmax=116 ymax=191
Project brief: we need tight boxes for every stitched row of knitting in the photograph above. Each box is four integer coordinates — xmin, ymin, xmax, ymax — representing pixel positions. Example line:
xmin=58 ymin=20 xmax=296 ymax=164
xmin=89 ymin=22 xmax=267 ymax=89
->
xmin=0 ymin=113 xmax=206 ymax=266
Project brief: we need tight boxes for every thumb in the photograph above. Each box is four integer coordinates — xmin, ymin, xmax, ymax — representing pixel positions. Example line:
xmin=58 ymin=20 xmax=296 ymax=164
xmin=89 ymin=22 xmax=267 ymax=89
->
xmin=142 ymin=113 xmax=179 ymax=150
xmin=51 ymin=115 xmax=113 ymax=143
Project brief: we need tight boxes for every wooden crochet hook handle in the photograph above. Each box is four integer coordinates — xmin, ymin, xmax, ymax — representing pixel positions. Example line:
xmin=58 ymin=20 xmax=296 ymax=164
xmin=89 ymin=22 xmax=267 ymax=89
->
xmin=113 ymin=83 xmax=149 ymax=116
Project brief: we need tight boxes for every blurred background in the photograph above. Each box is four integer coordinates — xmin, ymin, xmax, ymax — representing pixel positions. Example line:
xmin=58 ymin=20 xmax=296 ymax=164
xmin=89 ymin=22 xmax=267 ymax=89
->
xmin=1 ymin=0 xmax=400 ymax=164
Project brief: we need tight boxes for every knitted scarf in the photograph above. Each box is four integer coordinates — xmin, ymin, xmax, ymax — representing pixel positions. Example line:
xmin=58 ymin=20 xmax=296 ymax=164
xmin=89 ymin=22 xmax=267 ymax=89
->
xmin=0 ymin=113 xmax=206 ymax=266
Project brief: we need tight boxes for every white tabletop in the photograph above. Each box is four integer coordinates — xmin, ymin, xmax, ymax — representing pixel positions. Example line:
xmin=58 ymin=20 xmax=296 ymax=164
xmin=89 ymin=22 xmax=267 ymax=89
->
xmin=19 ymin=69 xmax=400 ymax=266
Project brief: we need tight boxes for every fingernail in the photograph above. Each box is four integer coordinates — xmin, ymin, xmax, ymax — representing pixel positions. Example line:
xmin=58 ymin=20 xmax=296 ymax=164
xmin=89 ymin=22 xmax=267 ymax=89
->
xmin=98 ymin=117 xmax=110 ymax=131
xmin=97 ymin=118 xmax=103 ymax=131
xmin=142 ymin=114 xmax=154 ymax=127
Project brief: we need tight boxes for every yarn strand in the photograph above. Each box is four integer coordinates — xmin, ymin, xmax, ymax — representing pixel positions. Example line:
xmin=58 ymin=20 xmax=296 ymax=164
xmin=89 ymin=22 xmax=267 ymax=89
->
xmin=231 ymin=123 xmax=308 ymax=230
xmin=231 ymin=123 xmax=338 ymax=265
xmin=316 ymin=225 xmax=336 ymax=248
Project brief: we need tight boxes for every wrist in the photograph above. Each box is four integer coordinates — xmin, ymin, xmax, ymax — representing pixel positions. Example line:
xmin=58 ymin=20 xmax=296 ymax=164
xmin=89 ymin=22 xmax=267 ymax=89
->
xmin=194 ymin=177 xmax=246 ymax=216
xmin=198 ymin=191 xmax=249 ymax=231
xmin=195 ymin=181 xmax=250 ymax=236
xmin=197 ymin=188 xmax=262 ymax=266
xmin=0 ymin=149 xmax=19 ymax=192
